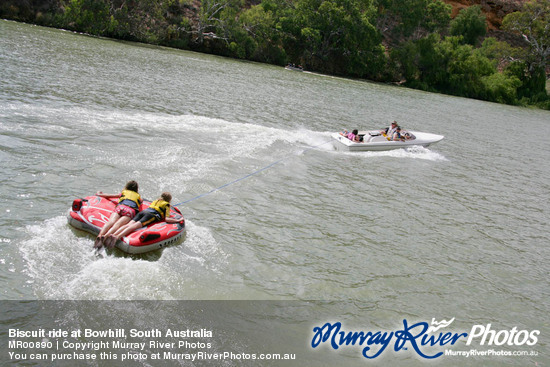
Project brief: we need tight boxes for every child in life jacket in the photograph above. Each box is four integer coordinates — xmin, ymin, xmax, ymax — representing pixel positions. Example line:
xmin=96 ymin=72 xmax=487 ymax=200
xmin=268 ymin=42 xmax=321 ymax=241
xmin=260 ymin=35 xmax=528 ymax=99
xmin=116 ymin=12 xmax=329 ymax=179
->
xmin=103 ymin=192 xmax=183 ymax=249
xmin=94 ymin=180 xmax=142 ymax=249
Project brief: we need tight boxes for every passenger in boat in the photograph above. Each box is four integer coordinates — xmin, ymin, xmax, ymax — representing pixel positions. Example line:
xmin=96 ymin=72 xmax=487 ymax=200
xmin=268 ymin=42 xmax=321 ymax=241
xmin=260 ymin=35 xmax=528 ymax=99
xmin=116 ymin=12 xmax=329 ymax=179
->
xmin=402 ymin=130 xmax=416 ymax=140
xmin=347 ymin=129 xmax=361 ymax=142
xmin=381 ymin=121 xmax=398 ymax=138
xmin=103 ymin=192 xmax=182 ymax=249
xmin=94 ymin=180 xmax=142 ymax=249
xmin=391 ymin=126 xmax=406 ymax=141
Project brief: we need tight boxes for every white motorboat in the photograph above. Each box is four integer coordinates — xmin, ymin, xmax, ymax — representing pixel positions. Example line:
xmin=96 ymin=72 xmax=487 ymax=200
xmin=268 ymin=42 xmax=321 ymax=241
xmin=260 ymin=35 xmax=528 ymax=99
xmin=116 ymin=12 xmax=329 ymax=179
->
xmin=332 ymin=130 xmax=444 ymax=151
xmin=285 ymin=64 xmax=304 ymax=72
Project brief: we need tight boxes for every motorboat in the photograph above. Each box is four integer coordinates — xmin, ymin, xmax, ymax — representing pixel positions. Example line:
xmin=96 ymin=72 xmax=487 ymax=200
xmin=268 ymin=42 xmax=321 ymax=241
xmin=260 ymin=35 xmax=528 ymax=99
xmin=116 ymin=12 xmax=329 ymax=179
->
xmin=285 ymin=64 xmax=304 ymax=72
xmin=68 ymin=195 xmax=185 ymax=254
xmin=332 ymin=130 xmax=444 ymax=152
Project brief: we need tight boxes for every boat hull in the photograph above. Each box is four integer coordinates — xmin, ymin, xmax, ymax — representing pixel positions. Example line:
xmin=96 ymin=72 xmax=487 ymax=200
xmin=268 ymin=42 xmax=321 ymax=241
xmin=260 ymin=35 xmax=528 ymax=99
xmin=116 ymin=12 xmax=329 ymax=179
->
xmin=332 ymin=131 xmax=444 ymax=151
xmin=68 ymin=196 xmax=185 ymax=254
xmin=285 ymin=65 xmax=303 ymax=72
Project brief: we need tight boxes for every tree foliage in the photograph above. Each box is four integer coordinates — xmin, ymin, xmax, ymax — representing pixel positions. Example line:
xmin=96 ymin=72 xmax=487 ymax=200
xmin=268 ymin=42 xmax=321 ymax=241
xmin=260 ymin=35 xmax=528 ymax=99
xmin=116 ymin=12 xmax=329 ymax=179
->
xmin=63 ymin=0 xmax=117 ymax=35
xmin=503 ymin=0 xmax=549 ymax=71
xmin=449 ymin=5 xmax=487 ymax=46
xmin=502 ymin=0 xmax=549 ymax=103
xmin=236 ymin=3 xmax=287 ymax=63
xmin=391 ymin=34 xmax=522 ymax=103
xmin=0 ymin=0 xmax=548 ymax=108
xmin=377 ymin=0 xmax=451 ymax=41
xmin=288 ymin=0 xmax=385 ymax=77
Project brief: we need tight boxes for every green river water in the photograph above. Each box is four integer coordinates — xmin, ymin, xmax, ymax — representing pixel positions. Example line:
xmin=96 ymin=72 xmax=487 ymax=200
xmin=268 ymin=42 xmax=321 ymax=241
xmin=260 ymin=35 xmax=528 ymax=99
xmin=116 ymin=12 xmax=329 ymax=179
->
xmin=1 ymin=20 xmax=549 ymax=366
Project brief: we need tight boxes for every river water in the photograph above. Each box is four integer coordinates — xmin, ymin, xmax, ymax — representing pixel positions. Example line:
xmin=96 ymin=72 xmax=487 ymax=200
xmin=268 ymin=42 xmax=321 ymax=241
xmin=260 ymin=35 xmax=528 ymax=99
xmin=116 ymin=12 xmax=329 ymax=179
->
xmin=0 ymin=20 xmax=549 ymax=366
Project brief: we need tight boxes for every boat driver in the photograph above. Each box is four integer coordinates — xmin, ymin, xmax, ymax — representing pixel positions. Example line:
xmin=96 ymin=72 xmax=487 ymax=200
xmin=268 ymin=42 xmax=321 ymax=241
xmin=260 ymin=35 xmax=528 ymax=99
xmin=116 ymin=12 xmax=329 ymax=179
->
xmin=381 ymin=121 xmax=398 ymax=138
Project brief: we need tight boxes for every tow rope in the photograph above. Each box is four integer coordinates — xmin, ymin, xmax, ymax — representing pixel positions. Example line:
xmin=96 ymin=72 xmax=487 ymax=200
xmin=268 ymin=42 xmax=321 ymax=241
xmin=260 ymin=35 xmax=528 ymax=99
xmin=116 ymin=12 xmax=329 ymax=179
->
xmin=173 ymin=140 xmax=332 ymax=207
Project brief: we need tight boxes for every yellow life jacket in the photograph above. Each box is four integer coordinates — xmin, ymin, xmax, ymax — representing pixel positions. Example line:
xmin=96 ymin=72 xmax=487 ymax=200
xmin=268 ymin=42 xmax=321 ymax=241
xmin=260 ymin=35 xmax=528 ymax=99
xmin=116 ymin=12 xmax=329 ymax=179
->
xmin=148 ymin=199 xmax=170 ymax=219
xmin=119 ymin=190 xmax=141 ymax=209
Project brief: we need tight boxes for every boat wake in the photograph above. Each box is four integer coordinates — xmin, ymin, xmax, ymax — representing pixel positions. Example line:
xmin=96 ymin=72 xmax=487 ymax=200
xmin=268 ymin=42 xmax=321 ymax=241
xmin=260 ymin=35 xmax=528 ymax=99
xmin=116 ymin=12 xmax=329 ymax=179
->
xmin=332 ymin=144 xmax=447 ymax=161
xmin=18 ymin=215 xmax=227 ymax=300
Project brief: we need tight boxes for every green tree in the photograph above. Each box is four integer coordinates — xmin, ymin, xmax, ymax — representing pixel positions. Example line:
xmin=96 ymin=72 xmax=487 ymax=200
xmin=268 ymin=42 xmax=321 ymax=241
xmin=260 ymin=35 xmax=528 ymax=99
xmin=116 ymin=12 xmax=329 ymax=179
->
xmin=449 ymin=5 xmax=487 ymax=46
xmin=290 ymin=0 xmax=385 ymax=78
xmin=63 ymin=0 xmax=117 ymax=35
xmin=502 ymin=0 xmax=549 ymax=94
xmin=391 ymin=33 xmax=447 ymax=90
xmin=478 ymin=37 xmax=523 ymax=62
xmin=377 ymin=0 xmax=451 ymax=41
xmin=425 ymin=0 xmax=452 ymax=32
xmin=187 ymin=0 xmax=244 ymax=46
xmin=505 ymin=60 xmax=548 ymax=103
xmin=481 ymin=72 xmax=521 ymax=104
xmin=445 ymin=41 xmax=495 ymax=97
xmin=238 ymin=5 xmax=287 ymax=63
xmin=391 ymin=34 xmax=521 ymax=104
xmin=117 ymin=0 xmax=171 ymax=43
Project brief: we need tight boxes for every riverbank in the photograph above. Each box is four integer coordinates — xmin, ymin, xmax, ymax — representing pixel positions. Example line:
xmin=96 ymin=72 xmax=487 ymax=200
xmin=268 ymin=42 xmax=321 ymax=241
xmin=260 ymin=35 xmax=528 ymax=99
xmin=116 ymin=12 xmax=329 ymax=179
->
xmin=1 ymin=0 xmax=548 ymax=109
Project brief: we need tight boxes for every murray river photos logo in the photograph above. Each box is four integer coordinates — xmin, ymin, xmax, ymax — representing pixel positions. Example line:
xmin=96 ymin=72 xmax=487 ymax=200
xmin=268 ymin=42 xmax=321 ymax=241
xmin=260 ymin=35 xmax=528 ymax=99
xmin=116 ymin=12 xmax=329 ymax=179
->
xmin=311 ymin=318 xmax=540 ymax=360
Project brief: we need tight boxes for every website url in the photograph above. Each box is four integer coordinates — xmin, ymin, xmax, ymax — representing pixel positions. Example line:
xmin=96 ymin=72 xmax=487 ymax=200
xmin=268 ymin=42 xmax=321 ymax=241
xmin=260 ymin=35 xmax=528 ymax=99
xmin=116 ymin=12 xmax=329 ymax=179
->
xmin=445 ymin=349 xmax=538 ymax=358
xmin=181 ymin=351 xmax=296 ymax=361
